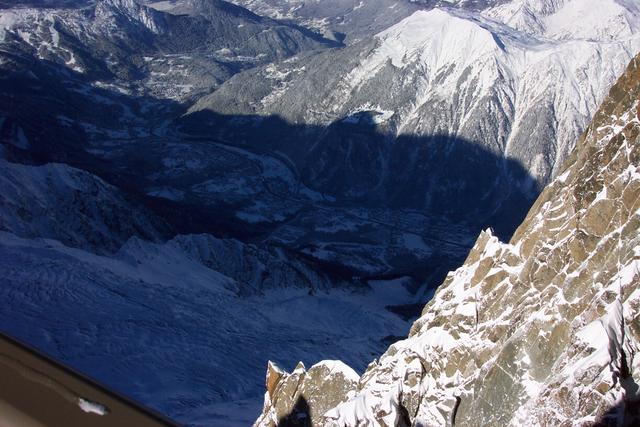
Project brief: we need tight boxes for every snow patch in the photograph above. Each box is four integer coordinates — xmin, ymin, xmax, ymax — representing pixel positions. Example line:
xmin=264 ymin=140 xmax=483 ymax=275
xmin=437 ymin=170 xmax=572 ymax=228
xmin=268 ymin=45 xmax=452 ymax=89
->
xmin=77 ymin=398 xmax=109 ymax=416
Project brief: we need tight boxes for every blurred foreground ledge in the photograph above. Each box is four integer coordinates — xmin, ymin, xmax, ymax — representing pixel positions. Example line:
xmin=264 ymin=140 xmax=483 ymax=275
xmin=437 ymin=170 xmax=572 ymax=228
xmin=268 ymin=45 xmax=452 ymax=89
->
xmin=0 ymin=332 xmax=180 ymax=427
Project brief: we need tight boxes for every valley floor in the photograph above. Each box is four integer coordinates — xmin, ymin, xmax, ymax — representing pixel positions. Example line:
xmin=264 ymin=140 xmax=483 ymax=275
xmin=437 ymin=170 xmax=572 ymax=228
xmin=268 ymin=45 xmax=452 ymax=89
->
xmin=0 ymin=231 xmax=416 ymax=426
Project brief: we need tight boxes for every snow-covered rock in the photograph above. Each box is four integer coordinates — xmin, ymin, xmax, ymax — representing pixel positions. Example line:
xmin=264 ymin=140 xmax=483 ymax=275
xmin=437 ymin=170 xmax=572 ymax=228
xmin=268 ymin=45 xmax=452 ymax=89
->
xmin=486 ymin=0 xmax=640 ymax=41
xmin=254 ymin=49 xmax=640 ymax=427
xmin=255 ymin=360 xmax=359 ymax=426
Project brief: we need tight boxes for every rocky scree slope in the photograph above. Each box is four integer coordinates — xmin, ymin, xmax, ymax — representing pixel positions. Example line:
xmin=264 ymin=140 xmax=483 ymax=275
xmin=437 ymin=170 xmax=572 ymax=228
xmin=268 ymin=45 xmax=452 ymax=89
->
xmin=255 ymin=52 xmax=640 ymax=427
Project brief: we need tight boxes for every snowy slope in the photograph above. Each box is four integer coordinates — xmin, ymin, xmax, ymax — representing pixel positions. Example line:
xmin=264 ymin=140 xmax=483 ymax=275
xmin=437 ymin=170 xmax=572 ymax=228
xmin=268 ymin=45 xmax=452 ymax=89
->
xmin=0 ymin=159 xmax=167 ymax=253
xmin=0 ymin=225 xmax=415 ymax=426
xmin=224 ymin=0 xmax=421 ymax=42
xmin=255 ymin=50 xmax=640 ymax=427
xmin=486 ymin=0 xmax=640 ymax=41
xmin=224 ymin=0 xmax=512 ymax=42
xmin=0 ymin=146 xmax=423 ymax=426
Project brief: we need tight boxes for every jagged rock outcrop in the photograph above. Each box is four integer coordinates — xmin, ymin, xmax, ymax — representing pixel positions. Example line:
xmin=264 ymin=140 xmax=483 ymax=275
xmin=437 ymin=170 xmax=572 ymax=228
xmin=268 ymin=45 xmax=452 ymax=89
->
xmin=255 ymin=360 xmax=359 ymax=426
xmin=254 ymin=52 xmax=640 ymax=427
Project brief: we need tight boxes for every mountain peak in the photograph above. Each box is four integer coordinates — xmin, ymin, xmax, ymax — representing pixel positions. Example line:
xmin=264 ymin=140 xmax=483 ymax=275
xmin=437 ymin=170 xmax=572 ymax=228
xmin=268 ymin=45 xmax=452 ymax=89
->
xmin=376 ymin=8 xmax=505 ymax=69
xmin=487 ymin=0 xmax=640 ymax=40
xmin=95 ymin=0 xmax=166 ymax=33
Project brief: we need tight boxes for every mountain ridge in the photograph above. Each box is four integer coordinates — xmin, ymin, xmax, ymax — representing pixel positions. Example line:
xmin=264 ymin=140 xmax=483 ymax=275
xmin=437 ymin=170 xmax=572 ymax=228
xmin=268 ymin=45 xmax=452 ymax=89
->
xmin=191 ymin=3 xmax=640 ymax=189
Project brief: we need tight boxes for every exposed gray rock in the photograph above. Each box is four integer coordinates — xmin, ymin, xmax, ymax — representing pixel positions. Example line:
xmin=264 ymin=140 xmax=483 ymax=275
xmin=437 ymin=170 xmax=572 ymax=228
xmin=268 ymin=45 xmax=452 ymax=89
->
xmin=255 ymin=360 xmax=359 ymax=427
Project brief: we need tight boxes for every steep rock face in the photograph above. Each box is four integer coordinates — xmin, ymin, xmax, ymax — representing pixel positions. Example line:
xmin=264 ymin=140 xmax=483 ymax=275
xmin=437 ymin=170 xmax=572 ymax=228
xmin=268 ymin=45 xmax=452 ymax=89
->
xmin=256 ymin=361 xmax=359 ymax=426
xmin=255 ymin=52 xmax=640 ymax=427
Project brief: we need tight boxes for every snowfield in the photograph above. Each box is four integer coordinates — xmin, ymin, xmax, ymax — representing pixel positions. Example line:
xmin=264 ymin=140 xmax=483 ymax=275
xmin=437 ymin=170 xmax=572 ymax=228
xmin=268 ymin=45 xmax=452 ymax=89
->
xmin=0 ymin=227 xmax=415 ymax=426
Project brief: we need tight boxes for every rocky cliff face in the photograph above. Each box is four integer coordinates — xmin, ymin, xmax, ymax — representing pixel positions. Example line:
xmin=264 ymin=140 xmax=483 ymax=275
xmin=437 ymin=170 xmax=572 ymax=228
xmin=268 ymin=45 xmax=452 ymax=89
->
xmin=255 ymin=361 xmax=360 ymax=426
xmin=255 ymin=52 xmax=640 ymax=427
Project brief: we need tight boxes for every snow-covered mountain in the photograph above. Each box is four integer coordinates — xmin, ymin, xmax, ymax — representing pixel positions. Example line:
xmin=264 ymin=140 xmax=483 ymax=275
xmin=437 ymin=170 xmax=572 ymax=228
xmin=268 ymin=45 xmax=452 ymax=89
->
xmin=192 ymin=0 xmax=640 ymax=189
xmin=183 ymin=0 xmax=640 ymax=281
xmin=0 ymin=0 xmax=334 ymax=101
xmin=224 ymin=0 xmax=421 ymax=42
xmin=486 ymin=0 xmax=640 ymax=40
xmin=255 ymin=51 xmax=640 ymax=427
xmin=1 ymin=0 xmax=639 ymax=426
xmin=224 ymin=0 xmax=512 ymax=43
xmin=4 ymin=0 xmax=634 ymax=276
